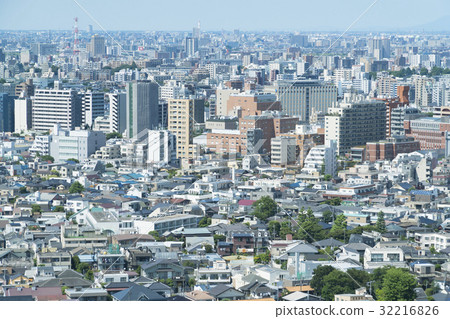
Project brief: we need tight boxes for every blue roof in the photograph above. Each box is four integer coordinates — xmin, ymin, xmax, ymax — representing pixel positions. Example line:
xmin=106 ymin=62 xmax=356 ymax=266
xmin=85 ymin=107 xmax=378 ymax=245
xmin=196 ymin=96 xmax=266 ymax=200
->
xmin=411 ymin=190 xmax=433 ymax=196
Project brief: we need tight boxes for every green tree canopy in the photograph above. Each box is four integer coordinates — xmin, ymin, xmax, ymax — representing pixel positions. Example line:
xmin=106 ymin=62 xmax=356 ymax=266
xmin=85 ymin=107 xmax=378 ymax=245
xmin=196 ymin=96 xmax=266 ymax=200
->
xmin=66 ymin=158 xmax=79 ymax=163
xmin=40 ymin=155 xmax=54 ymax=163
xmin=376 ymin=211 xmax=386 ymax=233
xmin=54 ymin=206 xmax=65 ymax=212
xmin=254 ymin=250 xmax=271 ymax=264
xmin=376 ymin=268 xmax=417 ymax=301
xmin=106 ymin=132 xmax=123 ymax=140
xmin=252 ymin=196 xmax=278 ymax=221
xmin=280 ymin=221 xmax=293 ymax=239
xmin=322 ymin=210 xmax=334 ymax=223
xmin=296 ymin=210 xmax=324 ymax=243
xmin=268 ymin=220 xmax=281 ymax=238
xmin=69 ymin=181 xmax=85 ymax=194
xmin=198 ymin=216 xmax=211 ymax=228
xmin=310 ymin=265 xmax=335 ymax=296
xmin=31 ymin=204 xmax=41 ymax=213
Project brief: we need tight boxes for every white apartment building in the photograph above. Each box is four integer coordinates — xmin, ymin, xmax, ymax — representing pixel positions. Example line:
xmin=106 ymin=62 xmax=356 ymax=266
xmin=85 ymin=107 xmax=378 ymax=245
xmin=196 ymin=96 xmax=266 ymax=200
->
xmin=363 ymin=247 xmax=408 ymax=270
xmin=271 ymin=136 xmax=297 ymax=167
xmin=160 ymin=80 xmax=181 ymax=101
xmin=32 ymin=88 xmax=81 ymax=131
xmin=30 ymin=135 xmax=52 ymax=156
xmin=147 ymin=130 xmax=176 ymax=165
xmin=415 ymin=232 xmax=450 ymax=251
xmin=14 ymin=98 xmax=32 ymax=133
xmin=49 ymin=124 xmax=106 ymax=162
xmin=108 ymin=92 xmax=126 ymax=134
xmin=301 ymin=139 xmax=337 ymax=177
xmin=81 ymin=91 xmax=104 ymax=127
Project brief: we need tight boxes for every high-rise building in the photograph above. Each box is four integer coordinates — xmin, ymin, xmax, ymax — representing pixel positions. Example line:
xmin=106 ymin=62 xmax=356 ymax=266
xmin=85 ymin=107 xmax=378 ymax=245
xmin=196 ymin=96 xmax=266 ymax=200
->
xmin=89 ymin=35 xmax=105 ymax=57
xmin=168 ymin=99 xmax=196 ymax=159
xmin=108 ymin=92 xmax=126 ymax=134
xmin=14 ymin=98 xmax=32 ymax=133
xmin=185 ymin=37 xmax=198 ymax=58
xmin=325 ymin=95 xmax=386 ymax=155
xmin=81 ymin=91 xmax=104 ymax=127
xmin=271 ymin=136 xmax=297 ymax=167
xmin=275 ymin=80 xmax=338 ymax=123
xmin=0 ymin=93 xmax=14 ymax=132
xmin=15 ymin=79 xmax=34 ymax=98
xmin=126 ymin=81 xmax=159 ymax=138
xmin=301 ymin=139 xmax=337 ymax=178
xmin=216 ymin=88 xmax=240 ymax=116
xmin=147 ymin=130 xmax=176 ymax=165
xmin=32 ymin=88 xmax=81 ymax=131
xmin=368 ymin=37 xmax=390 ymax=60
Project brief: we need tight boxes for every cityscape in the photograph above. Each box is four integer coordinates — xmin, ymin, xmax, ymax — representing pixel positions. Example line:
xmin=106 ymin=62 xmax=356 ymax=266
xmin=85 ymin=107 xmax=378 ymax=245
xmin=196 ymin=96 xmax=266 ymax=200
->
xmin=1 ymin=1 xmax=450 ymax=304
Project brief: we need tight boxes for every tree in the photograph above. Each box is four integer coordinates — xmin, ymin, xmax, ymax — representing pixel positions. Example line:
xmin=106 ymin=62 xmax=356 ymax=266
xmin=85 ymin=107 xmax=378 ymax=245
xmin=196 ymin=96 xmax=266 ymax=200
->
xmin=85 ymin=270 xmax=94 ymax=281
xmin=252 ymin=196 xmax=277 ymax=221
xmin=31 ymin=204 xmax=41 ymax=214
xmin=420 ymin=67 xmax=429 ymax=76
xmin=268 ymin=220 xmax=281 ymax=238
xmin=323 ymin=198 xmax=342 ymax=206
xmin=330 ymin=214 xmax=347 ymax=240
xmin=296 ymin=210 xmax=324 ymax=243
xmin=322 ymin=210 xmax=334 ymax=223
xmin=323 ymin=174 xmax=332 ymax=181
xmin=376 ymin=211 xmax=386 ymax=233
xmin=71 ymin=255 xmax=80 ymax=270
xmin=198 ymin=216 xmax=211 ymax=227
xmin=135 ymin=265 xmax=142 ymax=275
xmin=279 ymin=221 xmax=293 ymax=239
xmin=40 ymin=155 xmax=54 ymax=163
xmin=310 ymin=265 xmax=335 ymax=297
xmin=106 ymin=132 xmax=123 ymax=140
xmin=188 ymin=278 xmax=196 ymax=288
xmin=254 ymin=250 xmax=271 ymax=264
xmin=213 ymin=234 xmax=226 ymax=246
xmin=19 ymin=186 xmax=27 ymax=194
xmin=167 ymin=169 xmax=178 ymax=179
xmin=204 ymin=244 xmax=213 ymax=254
xmin=321 ymin=269 xmax=359 ymax=300
xmin=66 ymin=158 xmax=79 ymax=163
xmin=148 ymin=231 xmax=161 ymax=241
xmin=76 ymin=263 xmax=90 ymax=275
xmin=54 ymin=206 xmax=65 ymax=212
xmin=69 ymin=181 xmax=85 ymax=194
xmin=105 ymin=163 xmax=114 ymax=168
xmin=376 ymin=268 xmax=417 ymax=301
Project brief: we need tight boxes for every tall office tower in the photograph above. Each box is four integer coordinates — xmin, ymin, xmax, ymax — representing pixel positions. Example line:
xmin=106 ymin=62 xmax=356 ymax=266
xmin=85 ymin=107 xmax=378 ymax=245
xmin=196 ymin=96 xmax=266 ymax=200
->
xmin=14 ymin=98 xmax=32 ymax=133
xmin=89 ymin=35 xmax=105 ymax=57
xmin=413 ymin=76 xmax=434 ymax=107
xmin=30 ymin=43 xmax=57 ymax=56
xmin=81 ymin=91 xmax=104 ymax=127
xmin=168 ymin=99 xmax=196 ymax=159
xmin=290 ymin=33 xmax=308 ymax=47
xmin=275 ymin=80 xmax=338 ymax=123
xmin=368 ymin=37 xmax=391 ymax=60
xmin=185 ymin=37 xmax=198 ymax=58
xmin=0 ymin=48 xmax=4 ymax=62
xmin=325 ymin=95 xmax=386 ymax=155
xmin=397 ymin=85 xmax=410 ymax=104
xmin=15 ymin=79 xmax=35 ymax=98
xmin=147 ymin=130 xmax=176 ymax=165
xmin=193 ymin=21 xmax=201 ymax=39
xmin=158 ymin=101 xmax=168 ymax=129
xmin=32 ymin=88 xmax=82 ymax=131
xmin=126 ymin=81 xmax=159 ymax=138
xmin=0 ymin=93 xmax=14 ymax=132
xmin=108 ymin=92 xmax=126 ymax=134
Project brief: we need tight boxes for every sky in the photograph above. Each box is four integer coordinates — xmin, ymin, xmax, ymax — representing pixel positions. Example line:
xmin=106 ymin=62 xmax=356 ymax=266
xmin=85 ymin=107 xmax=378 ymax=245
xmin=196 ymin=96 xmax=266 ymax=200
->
xmin=0 ymin=0 xmax=449 ymax=32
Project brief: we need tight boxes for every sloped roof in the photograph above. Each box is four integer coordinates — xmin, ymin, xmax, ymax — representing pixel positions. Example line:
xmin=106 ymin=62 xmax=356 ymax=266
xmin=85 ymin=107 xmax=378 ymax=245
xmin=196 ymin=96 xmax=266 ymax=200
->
xmin=112 ymin=285 xmax=167 ymax=301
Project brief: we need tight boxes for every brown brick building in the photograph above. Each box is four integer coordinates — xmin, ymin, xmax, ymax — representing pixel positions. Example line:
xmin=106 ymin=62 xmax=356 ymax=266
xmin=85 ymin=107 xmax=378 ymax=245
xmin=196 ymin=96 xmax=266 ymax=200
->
xmin=366 ymin=136 xmax=420 ymax=162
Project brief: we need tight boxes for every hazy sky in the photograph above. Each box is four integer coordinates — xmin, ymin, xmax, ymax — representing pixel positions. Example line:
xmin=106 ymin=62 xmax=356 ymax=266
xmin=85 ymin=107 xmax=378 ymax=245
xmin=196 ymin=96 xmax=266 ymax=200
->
xmin=0 ymin=0 xmax=449 ymax=31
